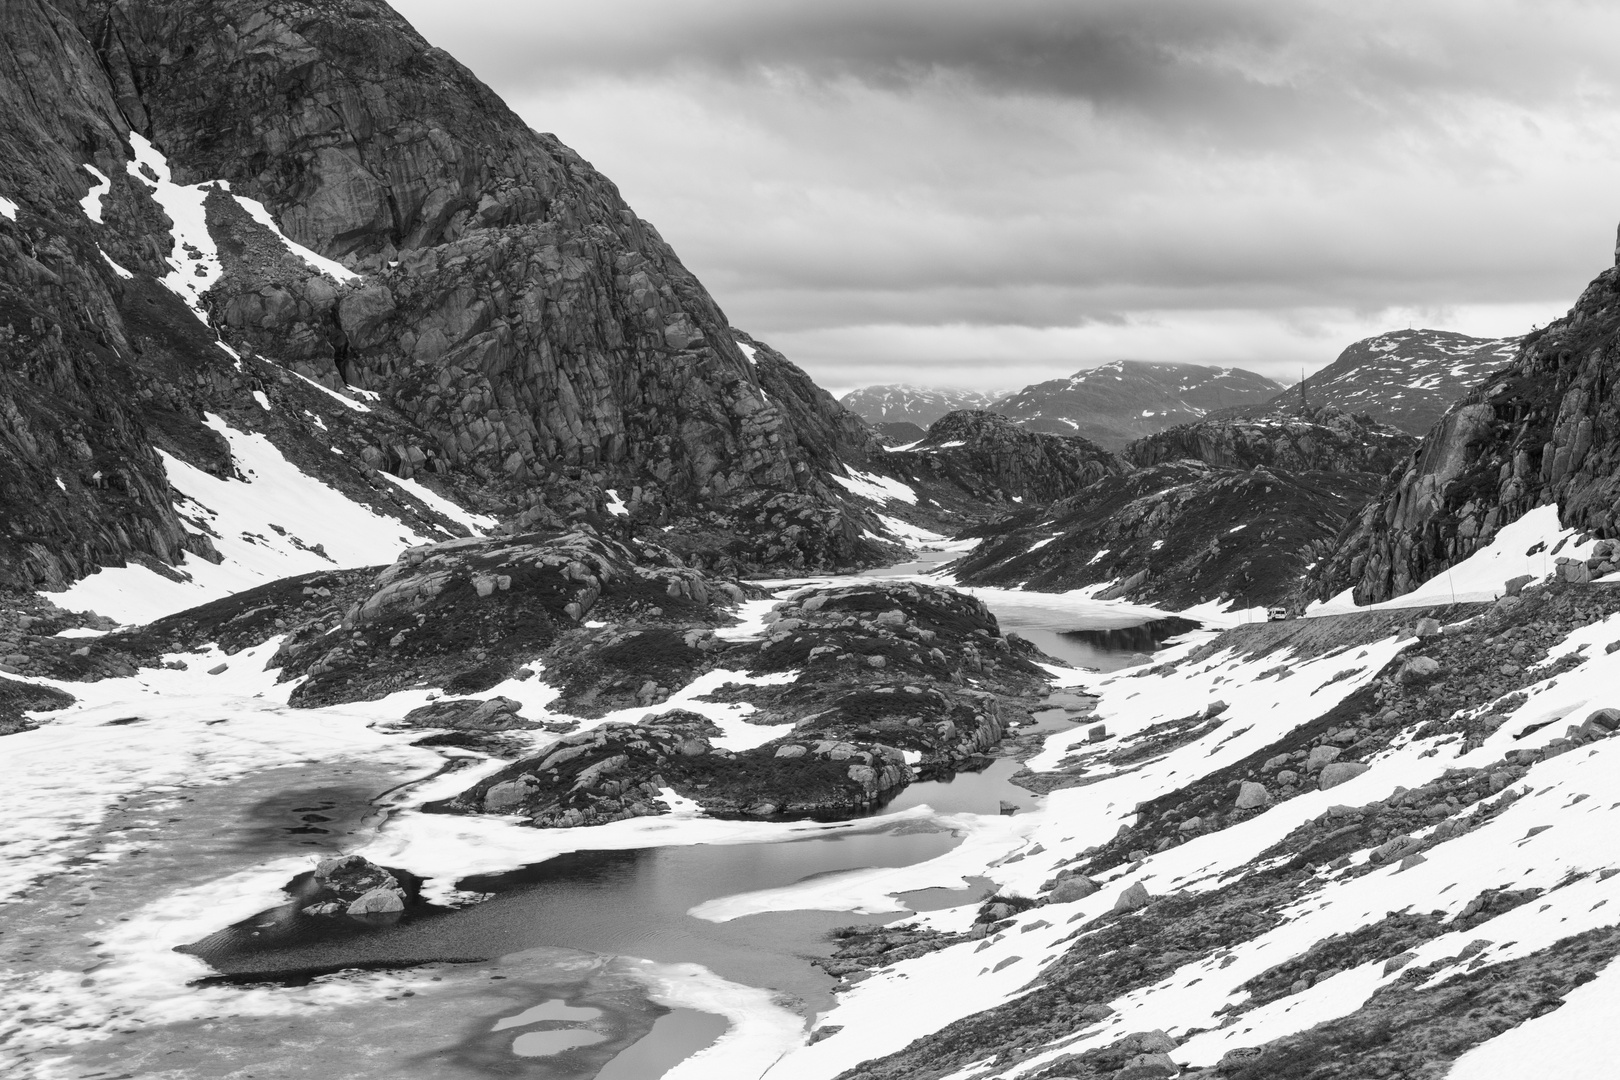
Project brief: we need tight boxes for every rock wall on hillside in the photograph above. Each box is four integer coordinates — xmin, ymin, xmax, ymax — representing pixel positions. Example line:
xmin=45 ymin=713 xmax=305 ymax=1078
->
xmin=0 ymin=0 xmax=889 ymax=592
xmin=1316 ymin=261 xmax=1620 ymax=604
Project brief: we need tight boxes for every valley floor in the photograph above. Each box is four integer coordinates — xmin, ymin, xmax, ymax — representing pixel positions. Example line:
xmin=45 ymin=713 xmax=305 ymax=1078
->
xmin=6 ymin=508 xmax=1620 ymax=1079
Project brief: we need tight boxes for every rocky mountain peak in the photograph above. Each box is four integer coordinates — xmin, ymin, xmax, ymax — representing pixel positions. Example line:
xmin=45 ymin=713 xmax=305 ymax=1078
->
xmin=1223 ymin=327 xmax=1522 ymax=437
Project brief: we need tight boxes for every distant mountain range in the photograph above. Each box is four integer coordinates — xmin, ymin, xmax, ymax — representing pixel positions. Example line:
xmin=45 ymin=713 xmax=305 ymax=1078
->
xmin=989 ymin=361 xmax=1284 ymax=449
xmin=838 ymin=385 xmax=1003 ymax=427
xmin=1221 ymin=328 xmax=1522 ymax=436
xmin=843 ymin=362 xmax=1282 ymax=450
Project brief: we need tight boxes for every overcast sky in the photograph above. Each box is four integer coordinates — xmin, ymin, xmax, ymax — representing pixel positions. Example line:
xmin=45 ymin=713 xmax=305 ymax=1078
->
xmin=394 ymin=0 xmax=1620 ymax=394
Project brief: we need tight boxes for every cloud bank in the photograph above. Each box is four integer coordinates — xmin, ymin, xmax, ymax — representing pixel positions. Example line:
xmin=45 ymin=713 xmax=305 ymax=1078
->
xmin=393 ymin=0 xmax=1620 ymax=391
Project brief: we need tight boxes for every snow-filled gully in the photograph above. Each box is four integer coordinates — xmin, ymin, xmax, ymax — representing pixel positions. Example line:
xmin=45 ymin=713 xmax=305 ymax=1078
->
xmin=11 ymin=526 xmax=1620 ymax=1078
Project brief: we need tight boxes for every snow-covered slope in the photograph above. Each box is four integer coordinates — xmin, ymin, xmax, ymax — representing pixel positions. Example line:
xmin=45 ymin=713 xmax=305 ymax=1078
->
xmin=54 ymin=412 xmax=491 ymax=624
xmin=1229 ymin=328 xmax=1521 ymax=436
xmin=992 ymin=361 xmax=1283 ymax=450
xmin=757 ymin=501 xmax=1620 ymax=1079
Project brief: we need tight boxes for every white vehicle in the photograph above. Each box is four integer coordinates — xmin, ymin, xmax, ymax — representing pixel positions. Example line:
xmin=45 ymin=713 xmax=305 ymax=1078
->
xmin=1267 ymin=606 xmax=1291 ymax=622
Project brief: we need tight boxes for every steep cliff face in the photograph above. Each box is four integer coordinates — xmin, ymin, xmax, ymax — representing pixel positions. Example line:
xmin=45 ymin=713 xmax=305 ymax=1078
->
xmin=0 ymin=0 xmax=220 ymax=589
xmin=0 ymin=0 xmax=886 ymax=594
xmin=1316 ymin=262 xmax=1620 ymax=604
xmin=82 ymin=0 xmax=860 ymax=501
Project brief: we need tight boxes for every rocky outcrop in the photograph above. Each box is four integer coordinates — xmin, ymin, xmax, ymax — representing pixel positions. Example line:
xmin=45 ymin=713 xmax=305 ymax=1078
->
xmin=431 ymin=579 xmax=1052 ymax=825
xmin=882 ymin=410 xmax=1127 ymax=508
xmin=1128 ymin=408 xmax=1416 ymax=475
xmin=1315 ymin=258 xmax=1620 ymax=604
xmin=1221 ymin=328 xmax=1522 ymax=437
xmin=273 ymin=527 xmax=740 ymax=706
xmin=991 ymin=360 xmax=1282 ymax=449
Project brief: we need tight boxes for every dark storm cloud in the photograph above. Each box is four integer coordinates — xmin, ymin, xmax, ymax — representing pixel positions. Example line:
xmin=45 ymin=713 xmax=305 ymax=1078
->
xmin=404 ymin=1 xmax=1620 ymax=141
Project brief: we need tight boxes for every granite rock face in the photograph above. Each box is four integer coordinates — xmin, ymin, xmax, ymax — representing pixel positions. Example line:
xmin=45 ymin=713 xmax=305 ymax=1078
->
xmin=0 ymin=0 xmax=888 ymax=595
xmin=83 ymin=0 xmax=863 ymax=498
xmin=1315 ymin=260 xmax=1620 ymax=604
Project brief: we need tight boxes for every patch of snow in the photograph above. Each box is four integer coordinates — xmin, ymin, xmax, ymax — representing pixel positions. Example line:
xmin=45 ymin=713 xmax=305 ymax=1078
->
xmin=1307 ymin=504 xmax=1578 ymax=615
xmin=125 ymin=134 xmax=223 ymax=325
xmin=736 ymin=340 xmax=759 ymax=365
xmin=0 ymin=195 xmax=17 ymax=220
xmin=376 ymin=471 xmax=497 ymax=535
xmin=99 ymin=248 xmax=134 ymax=279
xmin=79 ymin=164 xmax=111 ymax=223
xmin=231 ymin=194 xmax=360 ymax=283
xmin=286 ymin=367 xmax=372 ymax=412
xmin=877 ymin=514 xmax=947 ymax=546
xmin=830 ymin=468 xmax=918 ymax=505
xmin=604 ymin=488 xmax=629 ymax=517
xmin=251 ymin=390 xmax=271 ymax=411
xmin=53 ymin=413 xmax=436 ymax=623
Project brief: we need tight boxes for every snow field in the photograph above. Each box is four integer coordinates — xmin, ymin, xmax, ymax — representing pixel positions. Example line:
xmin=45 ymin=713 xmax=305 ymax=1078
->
xmin=1310 ymin=504 xmax=1596 ymax=614
xmin=54 ymin=413 xmax=438 ymax=624
xmin=830 ymin=468 xmax=919 ymax=505
xmin=766 ymin=582 xmax=1620 ymax=1077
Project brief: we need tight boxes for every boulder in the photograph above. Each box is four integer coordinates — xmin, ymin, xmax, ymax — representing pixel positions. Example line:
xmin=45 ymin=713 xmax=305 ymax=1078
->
xmin=484 ymin=775 xmax=539 ymax=812
xmin=1585 ymin=707 xmax=1620 ymax=733
xmin=1306 ymin=745 xmax=1341 ymax=771
xmin=1112 ymin=881 xmax=1152 ymax=912
xmin=1397 ymin=656 xmax=1441 ymax=684
xmin=346 ymin=886 xmax=405 ymax=917
xmin=1319 ymin=761 xmax=1371 ymax=790
xmin=1235 ymin=781 xmax=1270 ymax=810
xmin=1413 ymin=617 xmax=1441 ymax=638
xmin=1503 ymin=574 xmax=1534 ymax=597
xmin=1050 ymin=875 xmax=1099 ymax=904
xmin=1117 ymin=1052 xmax=1179 ymax=1080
